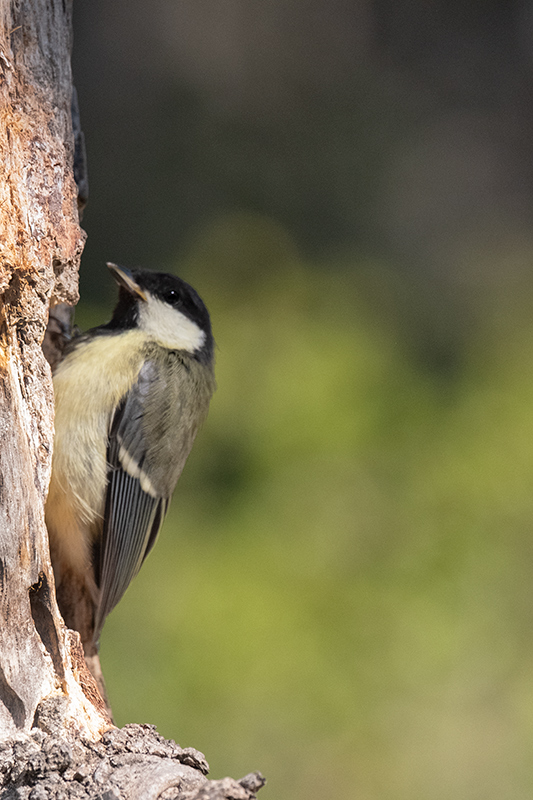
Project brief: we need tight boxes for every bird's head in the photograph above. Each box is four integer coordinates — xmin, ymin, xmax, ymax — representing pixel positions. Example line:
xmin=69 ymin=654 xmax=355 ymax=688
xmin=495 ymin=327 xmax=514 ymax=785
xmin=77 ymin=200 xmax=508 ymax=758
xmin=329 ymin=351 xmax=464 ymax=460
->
xmin=106 ymin=262 xmax=214 ymax=363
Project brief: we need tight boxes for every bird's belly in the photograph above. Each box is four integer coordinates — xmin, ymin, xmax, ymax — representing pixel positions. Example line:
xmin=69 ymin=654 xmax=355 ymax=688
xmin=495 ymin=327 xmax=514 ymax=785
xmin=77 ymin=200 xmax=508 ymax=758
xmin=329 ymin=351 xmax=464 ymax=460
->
xmin=46 ymin=330 xmax=147 ymax=577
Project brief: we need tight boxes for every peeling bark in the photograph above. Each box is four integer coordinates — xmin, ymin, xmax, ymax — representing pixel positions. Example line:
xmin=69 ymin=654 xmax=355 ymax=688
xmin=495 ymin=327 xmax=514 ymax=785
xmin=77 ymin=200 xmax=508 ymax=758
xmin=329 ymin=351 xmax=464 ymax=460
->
xmin=0 ymin=0 xmax=108 ymax=741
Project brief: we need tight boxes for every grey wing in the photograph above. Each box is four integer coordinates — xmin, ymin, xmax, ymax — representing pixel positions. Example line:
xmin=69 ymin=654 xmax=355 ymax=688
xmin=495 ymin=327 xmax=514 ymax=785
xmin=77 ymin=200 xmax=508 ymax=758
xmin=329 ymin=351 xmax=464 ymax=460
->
xmin=93 ymin=359 xmax=177 ymax=642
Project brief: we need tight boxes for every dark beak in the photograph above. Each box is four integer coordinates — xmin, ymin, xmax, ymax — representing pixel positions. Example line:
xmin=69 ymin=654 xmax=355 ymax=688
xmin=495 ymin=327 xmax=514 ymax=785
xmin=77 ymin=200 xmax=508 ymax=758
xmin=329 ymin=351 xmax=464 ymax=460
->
xmin=107 ymin=262 xmax=147 ymax=302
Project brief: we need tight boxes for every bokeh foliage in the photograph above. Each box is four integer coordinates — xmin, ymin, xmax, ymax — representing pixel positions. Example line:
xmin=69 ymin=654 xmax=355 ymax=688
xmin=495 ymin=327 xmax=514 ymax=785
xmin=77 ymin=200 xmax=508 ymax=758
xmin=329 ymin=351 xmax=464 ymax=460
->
xmin=75 ymin=214 xmax=533 ymax=800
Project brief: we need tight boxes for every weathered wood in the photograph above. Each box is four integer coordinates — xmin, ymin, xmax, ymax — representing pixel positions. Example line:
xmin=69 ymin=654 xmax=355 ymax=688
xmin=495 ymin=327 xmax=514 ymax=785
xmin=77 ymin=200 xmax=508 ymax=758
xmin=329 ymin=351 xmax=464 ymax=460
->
xmin=0 ymin=0 xmax=109 ymax=739
xmin=0 ymin=722 xmax=265 ymax=799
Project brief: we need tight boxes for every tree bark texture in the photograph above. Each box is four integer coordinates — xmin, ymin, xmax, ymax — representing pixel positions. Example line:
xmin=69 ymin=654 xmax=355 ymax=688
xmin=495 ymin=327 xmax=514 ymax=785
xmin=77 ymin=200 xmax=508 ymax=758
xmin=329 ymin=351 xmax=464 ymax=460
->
xmin=0 ymin=0 xmax=109 ymax=740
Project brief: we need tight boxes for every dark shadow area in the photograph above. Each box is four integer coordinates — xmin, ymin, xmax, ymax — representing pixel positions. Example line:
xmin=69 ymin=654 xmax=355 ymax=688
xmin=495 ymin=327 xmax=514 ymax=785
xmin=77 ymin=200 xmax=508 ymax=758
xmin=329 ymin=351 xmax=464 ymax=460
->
xmin=30 ymin=573 xmax=64 ymax=682
xmin=0 ymin=662 xmax=26 ymax=730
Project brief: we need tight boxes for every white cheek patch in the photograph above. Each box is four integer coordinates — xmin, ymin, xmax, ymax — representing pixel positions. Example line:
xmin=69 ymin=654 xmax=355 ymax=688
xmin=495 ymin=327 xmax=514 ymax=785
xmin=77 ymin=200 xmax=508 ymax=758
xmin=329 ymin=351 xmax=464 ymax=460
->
xmin=138 ymin=294 xmax=206 ymax=352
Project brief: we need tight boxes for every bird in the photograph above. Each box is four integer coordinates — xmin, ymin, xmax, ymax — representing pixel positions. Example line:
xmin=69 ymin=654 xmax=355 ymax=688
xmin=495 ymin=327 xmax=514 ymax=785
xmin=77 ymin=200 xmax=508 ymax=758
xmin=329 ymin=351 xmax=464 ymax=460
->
xmin=45 ymin=263 xmax=215 ymax=681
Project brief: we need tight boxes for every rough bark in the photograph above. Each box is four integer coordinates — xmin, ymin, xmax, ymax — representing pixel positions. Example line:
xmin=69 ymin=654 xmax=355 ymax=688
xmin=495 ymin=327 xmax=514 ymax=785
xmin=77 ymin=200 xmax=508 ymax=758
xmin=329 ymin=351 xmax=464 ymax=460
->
xmin=0 ymin=1 xmax=264 ymax=797
xmin=0 ymin=722 xmax=265 ymax=800
xmin=0 ymin=0 xmax=108 ymax=741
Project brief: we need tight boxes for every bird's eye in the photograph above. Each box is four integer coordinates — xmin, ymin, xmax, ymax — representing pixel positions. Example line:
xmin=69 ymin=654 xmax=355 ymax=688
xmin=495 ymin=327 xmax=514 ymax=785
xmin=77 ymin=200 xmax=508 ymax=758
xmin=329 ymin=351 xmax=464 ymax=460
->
xmin=164 ymin=289 xmax=179 ymax=303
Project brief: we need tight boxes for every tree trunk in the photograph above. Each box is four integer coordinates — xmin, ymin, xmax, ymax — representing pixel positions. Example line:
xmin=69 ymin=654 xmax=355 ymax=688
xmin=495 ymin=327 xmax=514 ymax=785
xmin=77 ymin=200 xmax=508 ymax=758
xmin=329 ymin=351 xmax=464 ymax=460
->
xmin=0 ymin=2 xmax=264 ymax=797
xmin=0 ymin=0 xmax=108 ymax=740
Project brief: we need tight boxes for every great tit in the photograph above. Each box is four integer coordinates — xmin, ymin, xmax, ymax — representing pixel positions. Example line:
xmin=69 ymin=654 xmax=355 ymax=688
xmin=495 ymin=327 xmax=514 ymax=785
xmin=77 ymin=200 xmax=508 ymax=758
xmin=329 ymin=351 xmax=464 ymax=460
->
xmin=46 ymin=263 xmax=215 ymax=658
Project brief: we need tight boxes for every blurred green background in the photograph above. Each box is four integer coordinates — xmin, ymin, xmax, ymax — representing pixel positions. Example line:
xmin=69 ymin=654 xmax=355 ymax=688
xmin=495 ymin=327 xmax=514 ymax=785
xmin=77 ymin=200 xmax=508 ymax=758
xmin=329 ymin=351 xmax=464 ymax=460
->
xmin=72 ymin=2 xmax=533 ymax=798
